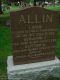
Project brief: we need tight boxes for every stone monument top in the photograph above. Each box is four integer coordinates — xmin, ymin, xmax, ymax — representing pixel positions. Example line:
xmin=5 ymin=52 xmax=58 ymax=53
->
xmin=10 ymin=7 xmax=58 ymax=65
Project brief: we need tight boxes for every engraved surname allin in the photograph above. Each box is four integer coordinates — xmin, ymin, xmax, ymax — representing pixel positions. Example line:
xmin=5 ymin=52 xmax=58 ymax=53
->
xmin=19 ymin=14 xmax=53 ymax=24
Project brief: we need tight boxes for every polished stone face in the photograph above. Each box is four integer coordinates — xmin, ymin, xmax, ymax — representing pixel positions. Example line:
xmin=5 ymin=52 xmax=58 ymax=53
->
xmin=11 ymin=7 xmax=58 ymax=65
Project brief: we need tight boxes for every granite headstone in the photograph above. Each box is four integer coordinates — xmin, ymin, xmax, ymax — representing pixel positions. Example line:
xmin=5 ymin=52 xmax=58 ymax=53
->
xmin=10 ymin=7 xmax=58 ymax=65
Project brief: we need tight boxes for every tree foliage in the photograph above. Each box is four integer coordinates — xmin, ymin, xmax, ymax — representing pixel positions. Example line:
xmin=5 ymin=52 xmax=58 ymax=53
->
xmin=58 ymin=0 xmax=60 ymax=3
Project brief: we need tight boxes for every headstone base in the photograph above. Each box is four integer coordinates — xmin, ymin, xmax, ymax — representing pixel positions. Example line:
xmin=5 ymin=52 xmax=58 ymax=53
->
xmin=7 ymin=56 xmax=60 ymax=80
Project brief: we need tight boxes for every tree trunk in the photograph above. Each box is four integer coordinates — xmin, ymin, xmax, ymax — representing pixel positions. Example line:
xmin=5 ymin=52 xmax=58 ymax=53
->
xmin=0 ymin=1 xmax=3 ymax=14
xmin=34 ymin=0 xmax=36 ymax=6
xmin=53 ymin=0 xmax=55 ymax=6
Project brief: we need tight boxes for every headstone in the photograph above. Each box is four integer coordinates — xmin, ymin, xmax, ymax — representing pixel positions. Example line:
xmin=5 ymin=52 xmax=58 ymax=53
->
xmin=10 ymin=7 xmax=58 ymax=65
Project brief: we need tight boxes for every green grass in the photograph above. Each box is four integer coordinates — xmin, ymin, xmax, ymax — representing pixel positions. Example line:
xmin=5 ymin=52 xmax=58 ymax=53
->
xmin=46 ymin=5 xmax=60 ymax=11
xmin=0 ymin=6 xmax=20 ymax=80
xmin=0 ymin=5 xmax=60 ymax=80
xmin=0 ymin=6 xmax=21 ymax=58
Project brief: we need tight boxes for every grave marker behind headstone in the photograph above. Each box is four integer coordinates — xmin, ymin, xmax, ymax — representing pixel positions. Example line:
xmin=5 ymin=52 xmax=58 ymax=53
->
xmin=11 ymin=7 xmax=58 ymax=65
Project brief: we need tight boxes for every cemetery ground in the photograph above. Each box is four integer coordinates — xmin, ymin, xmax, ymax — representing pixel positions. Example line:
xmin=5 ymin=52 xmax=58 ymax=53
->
xmin=0 ymin=5 xmax=60 ymax=80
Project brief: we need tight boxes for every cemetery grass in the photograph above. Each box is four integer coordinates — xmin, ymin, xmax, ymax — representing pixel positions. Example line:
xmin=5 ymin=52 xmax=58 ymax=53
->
xmin=46 ymin=5 xmax=60 ymax=11
xmin=0 ymin=6 xmax=20 ymax=80
xmin=0 ymin=6 xmax=60 ymax=80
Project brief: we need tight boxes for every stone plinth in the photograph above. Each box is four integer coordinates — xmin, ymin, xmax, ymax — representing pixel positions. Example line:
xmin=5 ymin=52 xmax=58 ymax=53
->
xmin=7 ymin=56 xmax=60 ymax=80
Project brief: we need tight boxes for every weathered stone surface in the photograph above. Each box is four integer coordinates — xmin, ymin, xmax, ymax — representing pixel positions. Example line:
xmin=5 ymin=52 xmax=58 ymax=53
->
xmin=7 ymin=56 xmax=60 ymax=80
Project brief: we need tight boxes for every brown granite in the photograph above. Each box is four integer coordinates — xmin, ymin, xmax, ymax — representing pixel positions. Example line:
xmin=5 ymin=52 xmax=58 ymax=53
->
xmin=10 ymin=7 xmax=58 ymax=65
